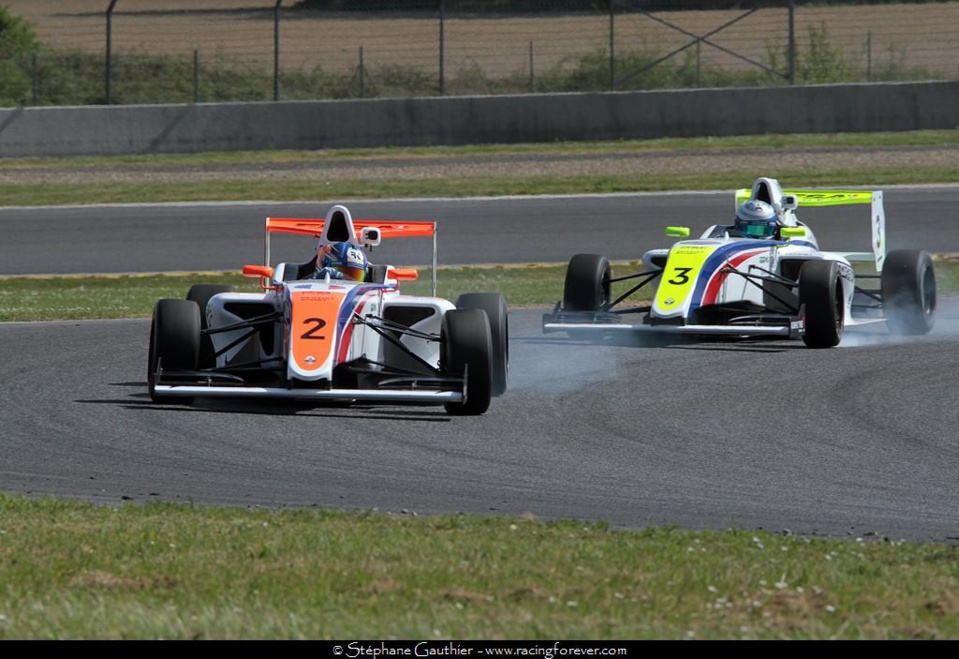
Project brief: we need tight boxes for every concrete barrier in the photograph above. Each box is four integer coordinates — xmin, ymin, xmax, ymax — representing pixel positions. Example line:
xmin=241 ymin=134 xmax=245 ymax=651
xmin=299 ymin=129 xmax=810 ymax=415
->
xmin=1 ymin=81 xmax=957 ymax=158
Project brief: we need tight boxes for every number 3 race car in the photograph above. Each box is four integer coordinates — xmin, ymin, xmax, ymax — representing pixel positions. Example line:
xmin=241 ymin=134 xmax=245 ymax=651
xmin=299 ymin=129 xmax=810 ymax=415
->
xmin=542 ymin=177 xmax=936 ymax=348
xmin=148 ymin=204 xmax=508 ymax=415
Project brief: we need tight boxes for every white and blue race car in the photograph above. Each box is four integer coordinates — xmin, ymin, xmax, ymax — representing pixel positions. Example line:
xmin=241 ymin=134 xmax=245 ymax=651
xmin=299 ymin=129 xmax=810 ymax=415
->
xmin=542 ymin=177 xmax=936 ymax=348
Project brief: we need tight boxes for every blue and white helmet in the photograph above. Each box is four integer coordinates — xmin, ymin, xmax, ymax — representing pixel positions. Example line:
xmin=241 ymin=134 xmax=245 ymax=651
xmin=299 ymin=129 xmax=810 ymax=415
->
xmin=734 ymin=199 xmax=778 ymax=238
xmin=316 ymin=242 xmax=368 ymax=281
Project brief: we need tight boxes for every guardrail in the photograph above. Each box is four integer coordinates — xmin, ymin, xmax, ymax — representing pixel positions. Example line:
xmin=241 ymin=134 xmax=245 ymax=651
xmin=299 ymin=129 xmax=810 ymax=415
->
xmin=2 ymin=81 xmax=957 ymax=158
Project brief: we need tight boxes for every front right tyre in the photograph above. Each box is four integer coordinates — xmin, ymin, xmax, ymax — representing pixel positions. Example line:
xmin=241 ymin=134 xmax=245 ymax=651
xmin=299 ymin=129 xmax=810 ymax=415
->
xmin=562 ymin=253 xmax=612 ymax=341
xmin=148 ymin=298 xmax=201 ymax=404
xmin=563 ymin=253 xmax=611 ymax=313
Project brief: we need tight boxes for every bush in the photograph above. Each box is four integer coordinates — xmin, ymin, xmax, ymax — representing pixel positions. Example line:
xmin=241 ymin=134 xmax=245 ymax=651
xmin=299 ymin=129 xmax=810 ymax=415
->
xmin=0 ymin=7 xmax=41 ymax=106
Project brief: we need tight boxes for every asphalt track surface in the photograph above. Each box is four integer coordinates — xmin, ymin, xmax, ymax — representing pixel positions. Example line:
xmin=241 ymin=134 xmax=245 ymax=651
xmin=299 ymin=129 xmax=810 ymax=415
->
xmin=2 ymin=189 xmax=958 ymax=544
xmin=2 ymin=185 xmax=959 ymax=275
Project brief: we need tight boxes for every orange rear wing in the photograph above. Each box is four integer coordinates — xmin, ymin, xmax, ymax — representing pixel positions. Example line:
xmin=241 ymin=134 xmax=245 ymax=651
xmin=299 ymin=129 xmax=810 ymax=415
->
xmin=265 ymin=217 xmax=436 ymax=240
xmin=262 ymin=213 xmax=439 ymax=295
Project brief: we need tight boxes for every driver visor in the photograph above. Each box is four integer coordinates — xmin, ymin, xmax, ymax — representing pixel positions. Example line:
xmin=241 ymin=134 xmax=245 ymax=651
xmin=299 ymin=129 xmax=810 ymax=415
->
xmin=740 ymin=221 xmax=775 ymax=238
xmin=339 ymin=265 xmax=367 ymax=281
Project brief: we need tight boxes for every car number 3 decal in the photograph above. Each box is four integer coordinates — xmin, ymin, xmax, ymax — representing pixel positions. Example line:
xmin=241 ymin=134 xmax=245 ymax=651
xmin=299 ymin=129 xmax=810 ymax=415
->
xmin=668 ymin=267 xmax=692 ymax=285
xmin=654 ymin=244 xmax=714 ymax=309
xmin=301 ymin=317 xmax=327 ymax=340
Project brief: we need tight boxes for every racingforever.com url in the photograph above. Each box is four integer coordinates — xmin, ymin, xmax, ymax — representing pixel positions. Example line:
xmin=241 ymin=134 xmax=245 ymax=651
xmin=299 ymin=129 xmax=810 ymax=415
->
xmin=334 ymin=643 xmax=629 ymax=658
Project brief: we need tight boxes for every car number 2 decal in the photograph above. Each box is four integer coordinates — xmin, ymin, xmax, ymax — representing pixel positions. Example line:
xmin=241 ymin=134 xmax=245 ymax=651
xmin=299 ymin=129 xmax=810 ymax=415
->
xmin=290 ymin=290 xmax=346 ymax=371
xmin=301 ymin=317 xmax=327 ymax=340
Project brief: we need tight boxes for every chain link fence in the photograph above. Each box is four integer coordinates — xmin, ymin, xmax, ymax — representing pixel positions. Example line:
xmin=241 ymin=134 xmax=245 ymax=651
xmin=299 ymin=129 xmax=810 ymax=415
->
xmin=2 ymin=0 xmax=957 ymax=107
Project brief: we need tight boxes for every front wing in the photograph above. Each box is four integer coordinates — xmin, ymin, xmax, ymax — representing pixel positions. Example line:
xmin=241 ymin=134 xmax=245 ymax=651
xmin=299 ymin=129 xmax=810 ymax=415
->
xmin=150 ymin=384 xmax=464 ymax=403
xmin=542 ymin=309 xmax=805 ymax=339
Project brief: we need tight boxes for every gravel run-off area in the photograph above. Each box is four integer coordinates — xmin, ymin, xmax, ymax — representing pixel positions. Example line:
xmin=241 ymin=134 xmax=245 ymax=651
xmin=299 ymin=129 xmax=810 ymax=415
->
xmin=2 ymin=144 xmax=959 ymax=186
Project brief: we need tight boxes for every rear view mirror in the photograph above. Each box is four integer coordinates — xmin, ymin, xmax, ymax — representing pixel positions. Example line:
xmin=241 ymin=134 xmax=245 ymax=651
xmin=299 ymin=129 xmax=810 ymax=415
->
xmin=242 ymin=264 xmax=278 ymax=290
xmin=242 ymin=264 xmax=274 ymax=278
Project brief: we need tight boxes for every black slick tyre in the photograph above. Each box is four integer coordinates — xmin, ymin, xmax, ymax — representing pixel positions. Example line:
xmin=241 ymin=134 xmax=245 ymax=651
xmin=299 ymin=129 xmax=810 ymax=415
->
xmin=881 ymin=249 xmax=936 ymax=335
xmin=563 ymin=253 xmax=611 ymax=312
xmin=799 ymin=260 xmax=844 ymax=349
xmin=148 ymin=298 xmax=201 ymax=404
xmin=454 ymin=293 xmax=508 ymax=396
xmin=441 ymin=308 xmax=493 ymax=416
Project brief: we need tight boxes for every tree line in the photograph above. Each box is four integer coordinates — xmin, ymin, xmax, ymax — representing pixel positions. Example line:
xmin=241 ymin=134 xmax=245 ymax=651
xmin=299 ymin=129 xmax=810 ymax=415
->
xmin=292 ymin=0 xmax=951 ymax=12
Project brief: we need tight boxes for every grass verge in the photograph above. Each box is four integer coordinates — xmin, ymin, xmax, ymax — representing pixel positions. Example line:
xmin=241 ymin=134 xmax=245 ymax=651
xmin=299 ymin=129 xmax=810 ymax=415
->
xmin=1 ymin=259 xmax=957 ymax=322
xmin=4 ymin=166 xmax=959 ymax=206
xmin=3 ymin=494 xmax=959 ymax=640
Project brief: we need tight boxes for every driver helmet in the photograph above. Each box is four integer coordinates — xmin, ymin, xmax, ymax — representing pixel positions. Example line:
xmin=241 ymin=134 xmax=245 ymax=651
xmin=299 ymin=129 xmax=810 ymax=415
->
xmin=316 ymin=242 xmax=368 ymax=281
xmin=734 ymin=199 xmax=779 ymax=238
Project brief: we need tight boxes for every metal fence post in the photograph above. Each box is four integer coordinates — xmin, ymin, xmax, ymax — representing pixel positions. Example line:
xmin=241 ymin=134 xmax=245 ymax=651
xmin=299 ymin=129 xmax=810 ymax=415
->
xmin=194 ymin=49 xmax=200 ymax=103
xmin=105 ymin=0 xmax=119 ymax=104
xmin=609 ymin=0 xmax=615 ymax=91
xmin=32 ymin=52 xmax=38 ymax=106
xmin=529 ymin=41 xmax=534 ymax=93
xmin=359 ymin=46 xmax=365 ymax=98
xmin=274 ymin=0 xmax=282 ymax=101
xmin=438 ymin=0 xmax=445 ymax=96
xmin=788 ymin=0 xmax=795 ymax=85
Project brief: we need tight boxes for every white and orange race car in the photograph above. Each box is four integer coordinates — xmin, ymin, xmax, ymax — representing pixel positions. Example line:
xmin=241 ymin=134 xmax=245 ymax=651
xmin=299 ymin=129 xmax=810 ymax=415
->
xmin=543 ymin=177 xmax=937 ymax=348
xmin=147 ymin=204 xmax=508 ymax=415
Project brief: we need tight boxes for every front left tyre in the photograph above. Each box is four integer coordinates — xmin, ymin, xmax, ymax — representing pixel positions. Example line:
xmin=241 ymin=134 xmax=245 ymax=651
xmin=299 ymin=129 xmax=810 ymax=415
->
xmin=441 ymin=308 xmax=493 ymax=416
xmin=799 ymin=260 xmax=844 ymax=349
xmin=454 ymin=292 xmax=508 ymax=397
xmin=148 ymin=298 xmax=201 ymax=404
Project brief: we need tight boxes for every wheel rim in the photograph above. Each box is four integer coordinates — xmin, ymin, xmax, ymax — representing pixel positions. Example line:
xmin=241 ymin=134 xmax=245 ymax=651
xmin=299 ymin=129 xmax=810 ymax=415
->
xmin=834 ymin=280 xmax=844 ymax=334
xmin=600 ymin=269 xmax=611 ymax=310
xmin=921 ymin=265 xmax=936 ymax=319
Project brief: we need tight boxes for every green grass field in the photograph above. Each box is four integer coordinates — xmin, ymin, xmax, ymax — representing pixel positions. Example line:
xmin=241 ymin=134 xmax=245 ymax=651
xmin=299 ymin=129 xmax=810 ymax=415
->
xmin=2 ymin=130 xmax=959 ymax=205
xmin=2 ymin=130 xmax=959 ymax=639
xmin=3 ymin=495 xmax=958 ymax=640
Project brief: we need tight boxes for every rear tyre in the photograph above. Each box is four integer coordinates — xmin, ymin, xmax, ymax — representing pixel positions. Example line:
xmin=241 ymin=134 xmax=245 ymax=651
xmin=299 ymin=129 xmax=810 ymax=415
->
xmin=454 ymin=293 xmax=508 ymax=396
xmin=881 ymin=249 xmax=936 ymax=335
xmin=563 ymin=253 xmax=611 ymax=312
xmin=187 ymin=284 xmax=235 ymax=367
xmin=799 ymin=260 xmax=844 ymax=349
xmin=441 ymin=309 xmax=493 ymax=416
xmin=148 ymin=299 xmax=201 ymax=404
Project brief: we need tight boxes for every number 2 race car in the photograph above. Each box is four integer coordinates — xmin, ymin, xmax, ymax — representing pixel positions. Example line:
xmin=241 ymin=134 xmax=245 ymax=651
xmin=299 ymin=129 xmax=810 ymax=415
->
xmin=542 ymin=177 xmax=936 ymax=348
xmin=148 ymin=204 xmax=508 ymax=415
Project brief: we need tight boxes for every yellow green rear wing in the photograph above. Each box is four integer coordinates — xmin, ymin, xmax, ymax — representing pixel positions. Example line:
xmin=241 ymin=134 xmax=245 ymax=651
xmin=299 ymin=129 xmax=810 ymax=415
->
xmin=735 ymin=187 xmax=886 ymax=270
xmin=735 ymin=189 xmax=877 ymax=207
